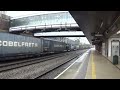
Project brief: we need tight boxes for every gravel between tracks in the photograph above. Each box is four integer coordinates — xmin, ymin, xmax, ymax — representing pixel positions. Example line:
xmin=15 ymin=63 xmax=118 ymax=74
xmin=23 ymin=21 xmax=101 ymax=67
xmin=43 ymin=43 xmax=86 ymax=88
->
xmin=0 ymin=52 xmax=77 ymax=79
xmin=38 ymin=50 xmax=87 ymax=79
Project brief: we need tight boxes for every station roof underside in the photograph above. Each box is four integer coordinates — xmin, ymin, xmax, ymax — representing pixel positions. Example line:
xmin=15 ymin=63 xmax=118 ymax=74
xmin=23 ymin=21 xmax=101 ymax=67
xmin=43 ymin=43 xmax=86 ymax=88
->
xmin=69 ymin=11 xmax=120 ymax=44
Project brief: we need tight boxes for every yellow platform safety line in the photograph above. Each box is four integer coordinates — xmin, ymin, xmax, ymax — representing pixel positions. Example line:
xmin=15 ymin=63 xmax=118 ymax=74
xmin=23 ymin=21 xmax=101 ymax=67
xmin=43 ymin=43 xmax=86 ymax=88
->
xmin=91 ymin=51 xmax=96 ymax=79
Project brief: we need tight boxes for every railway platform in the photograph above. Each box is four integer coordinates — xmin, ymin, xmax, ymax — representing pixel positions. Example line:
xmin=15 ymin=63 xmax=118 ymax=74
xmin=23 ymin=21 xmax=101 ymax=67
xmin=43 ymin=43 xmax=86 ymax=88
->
xmin=85 ymin=49 xmax=120 ymax=79
xmin=55 ymin=48 xmax=120 ymax=79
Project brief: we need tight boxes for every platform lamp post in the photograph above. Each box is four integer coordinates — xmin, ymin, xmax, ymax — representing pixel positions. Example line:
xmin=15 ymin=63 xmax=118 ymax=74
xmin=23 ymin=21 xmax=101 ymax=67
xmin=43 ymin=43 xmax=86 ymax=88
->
xmin=45 ymin=23 xmax=46 ymax=30
xmin=60 ymin=22 xmax=62 ymax=31
xmin=70 ymin=23 xmax=71 ymax=28
xmin=51 ymin=24 xmax=52 ymax=29
xmin=42 ymin=23 xmax=46 ymax=32
xmin=65 ymin=22 xmax=67 ymax=30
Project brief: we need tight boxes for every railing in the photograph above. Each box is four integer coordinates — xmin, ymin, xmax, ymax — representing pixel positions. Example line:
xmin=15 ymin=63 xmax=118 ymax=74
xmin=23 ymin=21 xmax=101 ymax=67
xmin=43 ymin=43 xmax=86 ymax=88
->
xmin=9 ymin=23 xmax=79 ymax=32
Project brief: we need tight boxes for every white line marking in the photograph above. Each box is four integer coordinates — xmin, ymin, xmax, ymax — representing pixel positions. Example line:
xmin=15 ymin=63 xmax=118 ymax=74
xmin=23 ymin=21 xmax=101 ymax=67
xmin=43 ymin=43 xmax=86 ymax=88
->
xmin=54 ymin=50 xmax=90 ymax=79
xmin=72 ymin=52 xmax=89 ymax=79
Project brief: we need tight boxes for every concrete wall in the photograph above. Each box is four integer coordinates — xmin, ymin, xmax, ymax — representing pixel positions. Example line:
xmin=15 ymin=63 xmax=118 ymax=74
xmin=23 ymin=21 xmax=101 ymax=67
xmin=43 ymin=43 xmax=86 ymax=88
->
xmin=0 ymin=14 xmax=10 ymax=31
xmin=102 ymin=43 xmax=105 ymax=56
xmin=108 ymin=37 xmax=120 ymax=57
xmin=101 ymin=36 xmax=120 ymax=64
xmin=107 ymin=37 xmax=120 ymax=63
xmin=102 ymin=39 xmax=108 ymax=57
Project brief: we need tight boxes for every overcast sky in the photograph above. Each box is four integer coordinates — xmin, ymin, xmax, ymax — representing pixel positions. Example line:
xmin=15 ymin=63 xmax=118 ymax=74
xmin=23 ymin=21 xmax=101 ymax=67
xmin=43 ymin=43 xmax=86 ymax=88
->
xmin=6 ymin=11 xmax=90 ymax=44
xmin=6 ymin=11 xmax=68 ymax=18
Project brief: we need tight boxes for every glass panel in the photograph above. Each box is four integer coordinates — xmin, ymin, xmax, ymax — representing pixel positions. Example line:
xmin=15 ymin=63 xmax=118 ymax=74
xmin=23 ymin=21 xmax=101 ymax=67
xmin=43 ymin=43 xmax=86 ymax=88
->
xmin=10 ymin=12 xmax=77 ymax=27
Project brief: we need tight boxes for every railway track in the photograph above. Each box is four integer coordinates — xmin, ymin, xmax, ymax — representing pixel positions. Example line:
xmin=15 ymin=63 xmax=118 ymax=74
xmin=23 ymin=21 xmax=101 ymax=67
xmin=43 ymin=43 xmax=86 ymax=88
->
xmin=0 ymin=50 xmax=81 ymax=73
xmin=35 ymin=50 xmax=87 ymax=79
xmin=34 ymin=55 xmax=79 ymax=79
xmin=0 ymin=49 xmax=88 ymax=79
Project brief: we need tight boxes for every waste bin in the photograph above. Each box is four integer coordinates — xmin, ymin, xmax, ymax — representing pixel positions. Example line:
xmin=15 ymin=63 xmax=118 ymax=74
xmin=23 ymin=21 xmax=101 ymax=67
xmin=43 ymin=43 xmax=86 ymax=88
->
xmin=113 ymin=55 xmax=118 ymax=65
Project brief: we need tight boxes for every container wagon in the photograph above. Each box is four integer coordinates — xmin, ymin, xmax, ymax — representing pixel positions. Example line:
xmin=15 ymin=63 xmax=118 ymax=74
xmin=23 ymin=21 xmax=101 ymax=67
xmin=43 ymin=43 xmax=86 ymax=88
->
xmin=0 ymin=32 xmax=69 ymax=61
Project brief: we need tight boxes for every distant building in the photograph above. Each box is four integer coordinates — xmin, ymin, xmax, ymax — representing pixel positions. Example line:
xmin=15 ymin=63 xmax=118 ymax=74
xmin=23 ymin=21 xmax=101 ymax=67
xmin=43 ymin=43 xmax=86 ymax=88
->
xmin=0 ymin=11 xmax=10 ymax=32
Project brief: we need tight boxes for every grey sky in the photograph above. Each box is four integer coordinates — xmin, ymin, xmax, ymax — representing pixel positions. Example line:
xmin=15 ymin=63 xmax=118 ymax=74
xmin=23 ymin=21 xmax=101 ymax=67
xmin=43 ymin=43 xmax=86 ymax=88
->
xmin=6 ymin=11 xmax=90 ymax=44
xmin=6 ymin=11 xmax=68 ymax=18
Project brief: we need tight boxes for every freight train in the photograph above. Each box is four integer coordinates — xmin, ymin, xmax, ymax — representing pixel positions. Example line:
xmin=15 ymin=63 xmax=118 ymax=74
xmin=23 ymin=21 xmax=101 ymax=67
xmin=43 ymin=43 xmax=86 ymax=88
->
xmin=0 ymin=32 xmax=74 ymax=61
xmin=0 ymin=32 xmax=91 ymax=61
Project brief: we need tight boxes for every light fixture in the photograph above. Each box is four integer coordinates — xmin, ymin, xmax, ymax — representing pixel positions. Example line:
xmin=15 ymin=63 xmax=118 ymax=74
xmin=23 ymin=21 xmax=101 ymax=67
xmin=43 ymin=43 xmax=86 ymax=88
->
xmin=100 ymin=21 xmax=103 ymax=28
xmin=95 ymin=34 xmax=103 ymax=37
